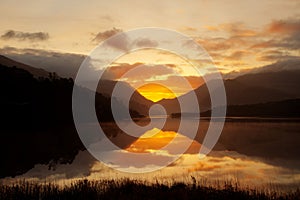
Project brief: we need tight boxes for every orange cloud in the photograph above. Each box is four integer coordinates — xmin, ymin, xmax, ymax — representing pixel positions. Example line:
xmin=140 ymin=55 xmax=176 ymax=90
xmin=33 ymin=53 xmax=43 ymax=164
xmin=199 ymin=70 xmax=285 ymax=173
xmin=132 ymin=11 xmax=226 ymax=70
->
xmin=250 ymin=18 xmax=300 ymax=51
xmin=197 ymin=36 xmax=250 ymax=53
xmin=106 ymin=62 xmax=143 ymax=79
xmin=204 ymin=25 xmax=219 ymax=31
xmin=142 ymin=76 xmax=204 ymax=97
xmin=222 ymin=23 xmax=258 ymax=37
xmin=267 ymin=19 xmax=300 ymax=34
xmin=106 ymin=63 xmax=177 ymax=81
xmin=206 ymin=23 xmax=258 ymax=37
xmin=225 ymin=50 xmax=251 ymax=61
xmin=197 ymin=38 xmax=231 ymax=52
xmin=250 ymin=40 xmax=274 ymax=49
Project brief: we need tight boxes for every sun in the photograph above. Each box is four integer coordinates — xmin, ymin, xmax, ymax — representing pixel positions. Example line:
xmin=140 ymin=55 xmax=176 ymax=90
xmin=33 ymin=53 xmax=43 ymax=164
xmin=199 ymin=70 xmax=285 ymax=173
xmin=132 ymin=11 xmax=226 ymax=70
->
xmin=137 ymin=83 xmax=177 ymax=102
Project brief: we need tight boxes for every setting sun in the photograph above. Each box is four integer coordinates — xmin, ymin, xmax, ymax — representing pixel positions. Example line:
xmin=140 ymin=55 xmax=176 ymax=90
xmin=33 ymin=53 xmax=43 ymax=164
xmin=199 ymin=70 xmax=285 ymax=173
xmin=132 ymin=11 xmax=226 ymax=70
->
xmin=137 ymin=83 xmax=177 ymax=102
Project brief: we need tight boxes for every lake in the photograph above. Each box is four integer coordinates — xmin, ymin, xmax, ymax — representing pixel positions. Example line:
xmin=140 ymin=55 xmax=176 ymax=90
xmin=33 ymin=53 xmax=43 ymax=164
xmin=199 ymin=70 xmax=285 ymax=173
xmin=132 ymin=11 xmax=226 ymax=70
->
xmin=2 ymin=117 xmax=300 ymax=191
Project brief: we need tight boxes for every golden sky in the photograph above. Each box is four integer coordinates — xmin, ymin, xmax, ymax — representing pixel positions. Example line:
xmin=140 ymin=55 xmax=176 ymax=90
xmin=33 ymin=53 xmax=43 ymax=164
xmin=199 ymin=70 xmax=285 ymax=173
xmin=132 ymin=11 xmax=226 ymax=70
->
xmin=1 ymin=0 xmax=300 ymax=101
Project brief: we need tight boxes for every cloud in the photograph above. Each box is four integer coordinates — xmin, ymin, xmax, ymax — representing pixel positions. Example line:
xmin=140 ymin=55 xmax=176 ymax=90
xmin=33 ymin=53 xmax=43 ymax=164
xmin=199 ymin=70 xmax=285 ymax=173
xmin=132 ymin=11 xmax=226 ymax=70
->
xmin=131 ymin=75 xmax=204 ymax=96
xmin=1 ymin=30 xmax=49 ymax=41
xmin=161 ymin=75 xmax=204 ymax=90
xmin=205 ymin=22 xmax=258 ymax=37
xmin=256 ymin=50 xmax=300 ymax=62
xmin=104 ymin=35 xmax=159 ymax=52
xmin=134 ymin=38 xmax=158 ymax=48
xmin=104 ymin=31 xmax=129 ymax=51
xmin=250 ymin=40 xmax=275 ymax=49
xmin=250 ymin=58 xmax=300 ymax=73
xmin=251 ymin=35 xmax=300 ymax=51
xmin=92 ymin=27 xmax=122 ymax=42
xmin=251 ymin=18 xmax=300 ymax=50
xmin=105 ymin=62 xmax=143 ymax=79
xmin=200 ymin=19 xmax=300 ymax=68
xmin=225 ymin=50 xmax=250 ymax=61
xmin=197 ymin=37 xmax=231 ymax=52
xmin=104 ymin=62 xmax=205 ymax=95
xmin=204 ymin=20 xmax=299 ymax=51
xmin=204 ymin=25 xmax=219 ymax=31
xmin=109 ymin=63 xmax=175 ymax=80
xmin=277 ymin=33 xmax=300 ymax=50
xmin=222 ymin=23 xmax=258 ymax=37
xmin=93 ymin=29 xmax=161 ymax=52
xmin=183 ymin=26 xmax=197 ymax=32
xmin=197 ymin=36 xmax=251 ymax=53
xmin=0 ymin=47 xmax=85 ymax=78
xmin=267 ymin=19 xmax=300 ymax=34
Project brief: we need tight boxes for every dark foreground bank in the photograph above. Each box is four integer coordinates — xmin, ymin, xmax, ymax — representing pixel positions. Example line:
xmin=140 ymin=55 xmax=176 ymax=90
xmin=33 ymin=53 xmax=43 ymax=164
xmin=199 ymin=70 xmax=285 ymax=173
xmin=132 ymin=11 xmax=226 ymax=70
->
xmin=0 ymin=179 xmax=299 ymax=200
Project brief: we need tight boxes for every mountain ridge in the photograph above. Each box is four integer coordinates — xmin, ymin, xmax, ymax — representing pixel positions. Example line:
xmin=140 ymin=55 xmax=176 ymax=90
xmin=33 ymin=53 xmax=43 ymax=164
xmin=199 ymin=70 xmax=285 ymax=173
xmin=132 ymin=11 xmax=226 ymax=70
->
xmin=0 ymin=55 xmax=50 ymax=78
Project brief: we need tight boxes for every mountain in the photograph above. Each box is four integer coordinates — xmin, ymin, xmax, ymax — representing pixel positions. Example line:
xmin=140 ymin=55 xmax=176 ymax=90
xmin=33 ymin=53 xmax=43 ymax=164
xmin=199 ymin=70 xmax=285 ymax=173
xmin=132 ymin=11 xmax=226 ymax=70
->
xmin=0 ymin=55 xmax=50 ymax=78
xmin=0 ymin=49 xmax=85 ymax=78
xmin=159 ymin=69 xmax=300 ymax=114
xmin=97 ymin=80 xmax=154 ymax=116
xmin=233 ymin=70 xmax=300 ymax=98
xmin=222 ymin=58 xmax=300 ymax=79
xmin=0 ymin=54 xmax=154 ymax=116
xmin=74 ymin=79 xmax=154 ymax=116
xmin=0 ymin=63 xmax=142 ymax=178
xmin=248 ymin=58 xmax=300 ymax=74
xmin=191 ymin=99 xmax=300 ymax=118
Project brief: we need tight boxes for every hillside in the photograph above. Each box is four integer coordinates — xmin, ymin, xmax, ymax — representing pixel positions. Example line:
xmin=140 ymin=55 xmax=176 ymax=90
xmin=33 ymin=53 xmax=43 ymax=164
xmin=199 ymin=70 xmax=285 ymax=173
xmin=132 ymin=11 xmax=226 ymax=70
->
xmin=0 ymin=64 xmax=140 ymax=178
xmin=0 ymin=55 xmax=50 ymax=77
xmin=159 ymin=70 xmax=300 ymax=114
xmin=172 ymin=99 xmax=300 ymax=119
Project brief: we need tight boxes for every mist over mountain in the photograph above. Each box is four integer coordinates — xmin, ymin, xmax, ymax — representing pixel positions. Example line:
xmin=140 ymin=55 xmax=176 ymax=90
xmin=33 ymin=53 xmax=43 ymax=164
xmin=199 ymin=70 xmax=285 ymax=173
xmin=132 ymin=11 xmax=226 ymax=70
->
xmin=222 ymin=58 xmax=300 ymax=79
xmin=0 ymin=48 xmax=85 ymax=78
xmin=0 ymin=55 xmax=50 ymax=78
xmin=2 ymin=48 xmax=299 ymax=80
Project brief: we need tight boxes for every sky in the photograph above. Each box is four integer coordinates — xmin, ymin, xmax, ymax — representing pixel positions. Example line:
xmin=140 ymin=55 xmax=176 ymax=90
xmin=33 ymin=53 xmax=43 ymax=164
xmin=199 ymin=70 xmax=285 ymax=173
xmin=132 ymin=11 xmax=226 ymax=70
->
xmin=1 ymin=1 xmax=300 ymax=184
xmin=1 ymin=0 xmax=300 ymax=101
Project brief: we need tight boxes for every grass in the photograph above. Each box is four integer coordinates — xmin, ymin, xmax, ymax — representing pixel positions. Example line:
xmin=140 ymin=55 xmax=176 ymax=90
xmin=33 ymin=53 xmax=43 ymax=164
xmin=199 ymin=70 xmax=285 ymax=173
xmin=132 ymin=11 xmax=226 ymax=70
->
xmin=0 ymin=179 xmax=299 ymax=200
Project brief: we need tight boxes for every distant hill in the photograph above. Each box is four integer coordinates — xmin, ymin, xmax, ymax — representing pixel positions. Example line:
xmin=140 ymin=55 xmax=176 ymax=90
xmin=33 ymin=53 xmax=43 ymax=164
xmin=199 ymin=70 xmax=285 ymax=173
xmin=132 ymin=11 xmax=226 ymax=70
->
xmin=74 ymin=79 xmax=155 ymax=116
xmin=248 ymin=58 xmax=300 ymax=74
xmin=221 ymin=98 xmax=300 ymax=118
xmin=172 ymin=99 xmax=300 ymax=118
xmin=159 ymin=69 xmax=300 ymax=114
xmin=223 ymin=58 xmax=300 ymax=79
xmin=0 ymin=50 xmax=85 ymax=78
xmin=96 ymin=80 xmax=154 ymax=116
xmin=0 ymin=55 xmax=50 ymax=78
xmin=0 ymin=55 xmax=153 ymax=116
